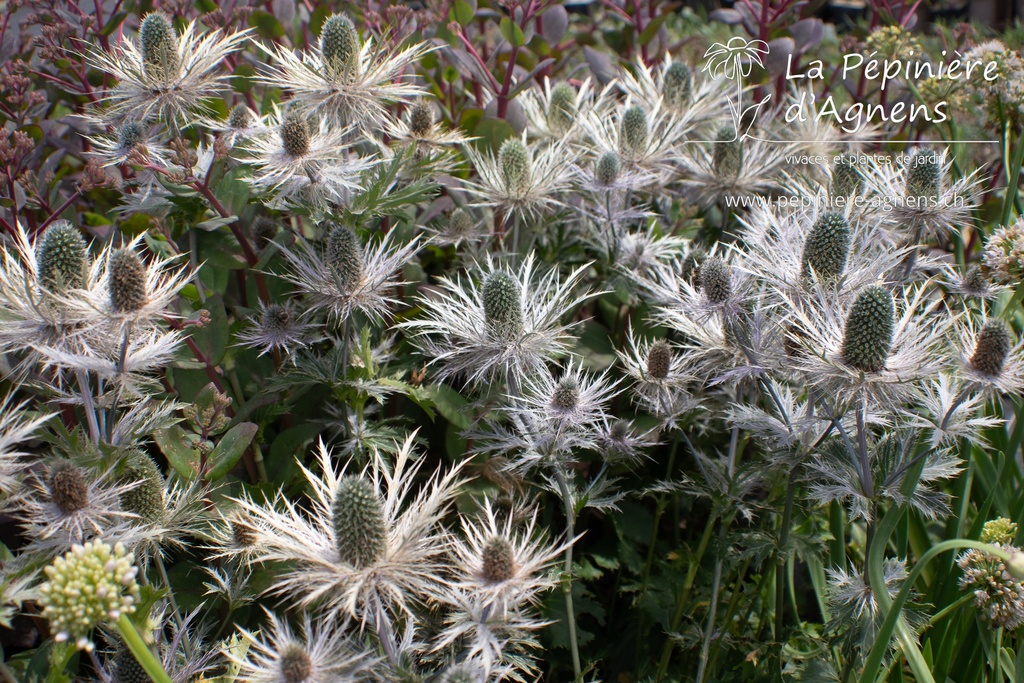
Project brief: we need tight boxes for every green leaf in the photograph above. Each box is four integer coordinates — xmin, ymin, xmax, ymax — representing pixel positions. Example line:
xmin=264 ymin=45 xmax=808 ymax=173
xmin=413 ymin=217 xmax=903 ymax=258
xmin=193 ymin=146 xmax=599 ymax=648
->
xmin=195 ymin=215 xmax=239 ymax=232
xmin=472 ymin=118 xmax=514 ymax=152
xmin=153 ymin=425 xmax=199 ymax=479
xmin=499 ymin=17 xmax=525 ymax=47
xmin=206 ymin=422 xmax=258 ymax=481
xmin=452 ymin=0 xmax=476 ymax=25
xmin=421 ymin=383 xmax=471 ymax=430
xmin=251 ymin=11 xmax=285 ymax=39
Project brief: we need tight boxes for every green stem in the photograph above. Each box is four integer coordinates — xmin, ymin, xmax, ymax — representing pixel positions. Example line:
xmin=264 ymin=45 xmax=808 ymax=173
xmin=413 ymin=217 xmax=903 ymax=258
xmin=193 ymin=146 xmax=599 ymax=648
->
xmin=640 ymin=433 xmax=681 ymax=593
xmin=1000 ymin=282 xmax=1024 ymax=322
xmin=554 ymin=466 xmax=582 ymax=681
xmin=696 ymin=525 xmax=727 ymax=683
xmin=861 ymin=539 xmax=1013 ymax=683
xmin=44 ymin=643 xmax=75 ymax=683
xmin=154 ymin=554 xmax=194 ymax=659
xmin=1001 ymin=125 xmax=1024 ymax=228
xmin=775 ymin=472 xmax=798 ymax=641
xmin=116 ymin=615 xmax=174 ymax=683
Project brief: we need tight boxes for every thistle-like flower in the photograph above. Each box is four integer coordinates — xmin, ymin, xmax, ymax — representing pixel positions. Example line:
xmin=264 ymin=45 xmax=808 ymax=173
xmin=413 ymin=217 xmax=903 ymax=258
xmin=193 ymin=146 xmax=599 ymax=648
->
xmin=38 ymin=540 xmax=140 ymax=651
xmin=274 ymin=222 xmax=420 ymax=325
xmin=86 ymin=120 xmax=173 ymax=168
xmin=614 ymin=54 xmax=727 ymax=130
xmin=617 ymin=331 xmax=695 ymax=424
xmin=401 ymin=254 xmax=592 ymax=388
xmin=38 ymin=221 xmax=88 ymax=293
xmin=229 ymin=610 xmax=375 ymax=683
xmin=958 ymin=519 xmax=1024 ymax=630
xmin=256 ymin=12 xmax=431 ymax=130
xmin=579 ymin=99 xmax=691 ymax=185
xmin=955 ymin=317 xmax=1024 ymax=396
xmin=237 ymin=301 xmax=318 ymax=357
xmin=519 ymin=78 xmax=600 ymax=142
xmin=463 ymin=135 xmax=574 ymax=221
xmin=240 ymin=106 xmax=372 ymax=209
xmin=232 ymin=433 xmax=464 ymax=623
xmin=87 ymin=13 xmax=250 ymax=127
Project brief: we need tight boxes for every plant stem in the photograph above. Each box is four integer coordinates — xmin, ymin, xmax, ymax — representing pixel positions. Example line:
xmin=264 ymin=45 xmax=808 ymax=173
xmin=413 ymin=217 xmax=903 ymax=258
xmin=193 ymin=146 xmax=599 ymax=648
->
xmin=774 ymin=472 xmax=798 ymax=641
xmin=696 ymin=524 xmax=727 ymax=683
xmin=554 ymin=466 xmax=582 ymax=681
xmin=116 ymin=615 xmax=174 ymax=683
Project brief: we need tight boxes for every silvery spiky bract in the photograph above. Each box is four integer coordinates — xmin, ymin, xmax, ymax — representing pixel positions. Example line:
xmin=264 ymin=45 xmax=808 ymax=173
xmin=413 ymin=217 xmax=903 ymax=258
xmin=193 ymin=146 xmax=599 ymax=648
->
xmin=463 ymin=134 xmax=573 ymax=220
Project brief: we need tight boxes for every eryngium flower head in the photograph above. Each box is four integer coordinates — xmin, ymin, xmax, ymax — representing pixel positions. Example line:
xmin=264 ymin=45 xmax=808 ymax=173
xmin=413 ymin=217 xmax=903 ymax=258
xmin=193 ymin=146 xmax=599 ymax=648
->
xmin=463 ymin=134 xmax=573 ymax=220
xmin=646 ymin=340 xmax=673 ymax=380
xmin=228 ymin=103 xmax=254 ymax=130
xmin=38 ymin=221 xmax=87 ymax=293
xmin=596 ymin=151 xmax=621 ymax=186
xmin=87 ymin=15 xmax=249 ymax=127
xmin=698 ymin=255 xmax=732 ymax=305
xmin=320 ymin=13 xmax=360 ymax=81
xmin=662 ymin=62 xmax=692 ymax=111
xmin=801 ymin=212 xmax=851 ymax=280
xmin=546 ymin=82 xmax=577 ymax=136
xmin=139 ymin=13 xmax=179 ymax=81
xmin=401 ymin=255 xmax=592 ymax=387
xmin=619 ymin=105 xmax=648 ymax=156
xmin=970 ymin=320 xmax=1012 ymax=377
xmin=331 ymin=476 xmax=386 ymax=568
xmin=408 ymin=101 xmax=435 ymax=137
xmin=49 ymin=460 xmax=90 ymax=515
xmin=230 ymin=610 xmax=374 ymax=683
xmin=39 ymin=540 xmax=140 ymax=651
xmin=958 ymin=534 xmax=1024 ymax=630
xmin=118 ymin=451 xmax=165 ymax=523
xmin=232 ymin=434 xmax=465 ymax=622
xmin=483 ymin=271 xmax=525 ymax=340
xmin=904 ymin=150 xmax=941 ymax=201
xmin=237 ymin=301 xmax=316 ymax=357
xmin=256 ymin=15 xmax=431 ymax=130
xmin=841 ymin=285 xmax=894 ymax=373
xmin=326 ymin=223 xmax=365 ymax=292
xmin=108 ymin=248 xmax=148 ymax=313
xmin=712 ymin=127 xmax=742 ymax=178
xmin=498 ymin=138 xmax=530 ymax=195
xmin=831 ymin=155 xmax=862 ymax=196
xmin=983 ymin=218 xmax=1024 ymax=284
xmin=279 ymin=112 xmax=312 ymax=157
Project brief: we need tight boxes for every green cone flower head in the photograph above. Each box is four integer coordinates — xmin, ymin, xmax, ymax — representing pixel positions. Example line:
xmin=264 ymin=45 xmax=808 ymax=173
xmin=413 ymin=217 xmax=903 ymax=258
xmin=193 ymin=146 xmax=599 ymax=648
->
xmin=498 ymin=138 xmax=530 ymax=195
xmin=698 ymin=255 xmax=732 ymax=305
xmin=49 ymin=460 xmax=89 ymax=515
xmin=280 ymin=112 xmax=311 ymax=158
xmin=39 ymin=540 xmax=140 ymax=651
xmin=117 ymin=122 xmax=145 ymax=150
xmin=447 ymin=207 xmax=474 ymax=240
xmin=962 ymin=265 xmax=989 ymax=297
xmin=547 ymin=82 xmax=577 ymax=136
xmin=279 ymin=642 xmax=314 ymax=683
xmin=228 ymin=104 xmax=253 ymax=130
xmin=841 ymin=285 xmax=894 ymax=373
xmin=320 ymin=13 xmax=360 ymax=81
xmin=331 ymin=476 xmax=387 ymax=568
xmin=481 ymin=536 xmax=516 ymax=583
xmin=324 ymin=222 xmax=364 ymax=293
xmin=483 ymin=271 xmax=524 ymax=339
xmin=231 ymin=512 xmax=258 ymax=549
xmin=620 ymin=105 xmax=648 ymax=156
xmin=713 ymin=127 xmax=742 ymax=179
xmin=646 ymin=340 xmax=672 ymax=380
xmin=969 ymin=319 xmax=1013 ymax=377
xmin=663 ymin=62 xmax=693 ymax=111
xmin=139 ymin=13 xmax=179 ymax=82
xmin=38 ymin=220 xmax=87 ymax=293
xmin=409 ymin=101 xmax=434 ymax=137
xmin=596 ymin=151 xmax=621 ymax=186
xmin=252 ymin=216 xmax=278 ymax=246
xmin=551 ymin=375 xmax=581 ymax=412
xmin=119 ymin=451 xmax=165 ymax=523
xmin=108 ymin=248 xmax=148 ymax=313
xmin=831 ymin=156 xmax=862 ymax=196
xmin=905 ymin=150 xmax=941 ymax=203
xmin=801 ymin=212 xmax=851 ymax=280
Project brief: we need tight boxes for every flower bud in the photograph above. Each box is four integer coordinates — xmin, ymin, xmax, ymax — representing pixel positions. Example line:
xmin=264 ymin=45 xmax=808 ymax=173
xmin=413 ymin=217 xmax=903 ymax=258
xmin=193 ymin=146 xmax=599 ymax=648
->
xmin=119 ymin=451 xmax=165 ymax=523
xmin=113 ymin=643 xmax=150 ymax=683
xmin=551 ymin=376 xmax=581 ymax=412
xmin=498 ymin=138 xmax=530 ymax=194
xmin=320 ymin=13 xmax=360 ymax=81
xmin=596 ymin=151 xmax=621 ymax=186
xmin=49 ymin=460 xmax=89 ymax=515
xmin=713 ymin=127 xmax=742 ymax=179
xmin=547 ymin=82 xmax=577 ymax=136
xmin=324 ymin=222 xmax=364 ymax=292
xmin=969 ymin=319 xmax=1013 ymax=377
xmin=905 ymin=150 xmax=940 ymax=202
xmin=38 ymin=220 xmax=87 ymax=293
xmin=481 ymin=536 xmax=516 ymax=583
xmin=331 ymin=476 xmax=387 ymax=568
xmin=841 ymin=285 xmax=894 ymax=373
xmin=447 ymin=207 xmax=474 ymax=240
xmin=662 ymin=62 xmax=692 ymax=111
xmin=482 ymin=271 xmax=524 ymax=339
xmin=698 ymin=255 xmax=731 ymax=305
xmin=140 ymin=13 xmax=179 ymax=82
xmin=646 ymin=340 xmax=672 ymax=380
xmin=117 ymin=122 xmax=145 ymax=150
xmin=801 ymin=212 xmax=851 ymax=281
xmin=280 ymin=113 xmax=311 ymax=158
xmin=279 ymin=643 xmax=314 ymax=683
xmin=108 ymin=248 xmax=148 ymax=313
xmin=620 ymin=106 xmax=648 ymax=156
xmin=831 ymin=156 xmax=862 ymax=197
xmin=408 ymin=101 xmax=434 ymax=137
xmin=252 ymin=216 xmax=278 ymax=246
xmin=228 ymin=104 xmax=253 ymax=130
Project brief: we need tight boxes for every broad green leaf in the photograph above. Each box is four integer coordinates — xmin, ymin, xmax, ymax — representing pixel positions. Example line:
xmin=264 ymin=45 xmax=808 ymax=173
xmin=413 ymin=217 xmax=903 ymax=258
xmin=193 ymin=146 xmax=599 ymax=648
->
xmin=206 ymin=422 xmax=258 ymax=481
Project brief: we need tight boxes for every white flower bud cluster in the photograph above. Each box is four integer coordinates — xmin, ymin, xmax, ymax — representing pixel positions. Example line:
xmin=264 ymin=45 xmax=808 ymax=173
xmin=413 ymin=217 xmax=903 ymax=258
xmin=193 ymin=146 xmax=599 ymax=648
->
xmin=39 ymin=540 xmax=140 ymax=651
